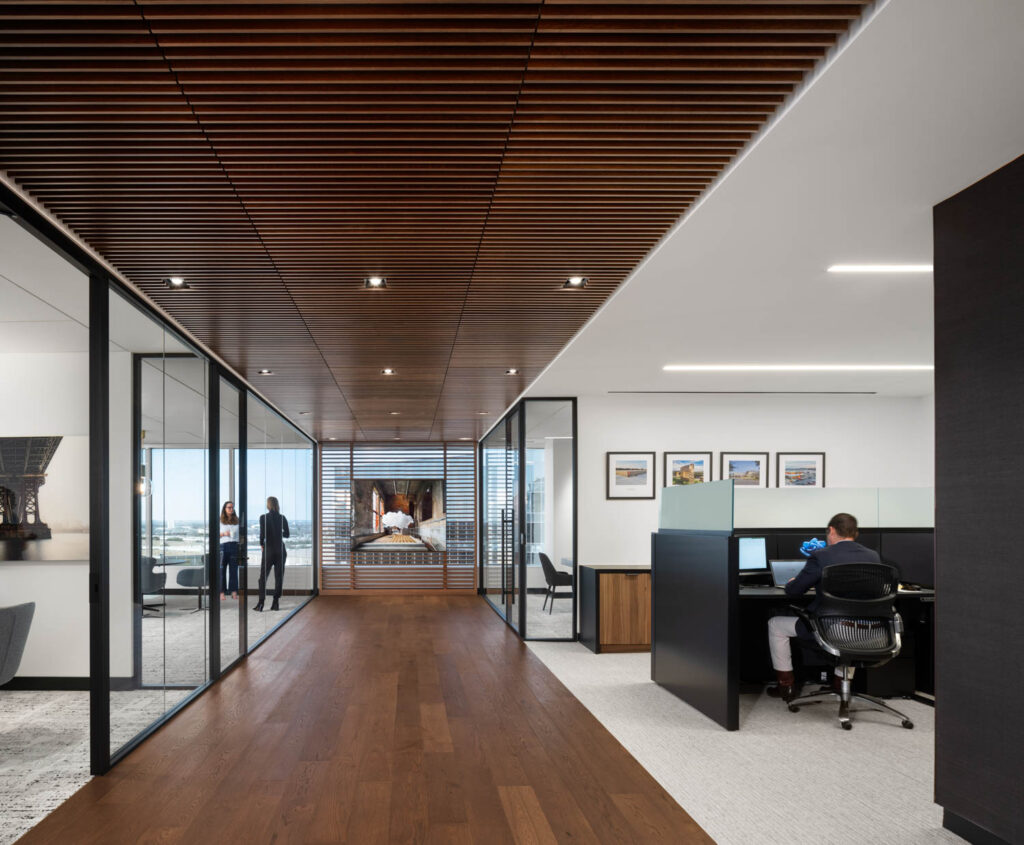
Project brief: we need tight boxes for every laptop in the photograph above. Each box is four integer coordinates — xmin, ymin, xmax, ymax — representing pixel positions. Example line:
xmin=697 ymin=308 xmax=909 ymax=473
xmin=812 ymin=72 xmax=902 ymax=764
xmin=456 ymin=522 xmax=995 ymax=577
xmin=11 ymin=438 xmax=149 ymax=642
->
xmin=769 ymin=559 xmax=807 ymax=588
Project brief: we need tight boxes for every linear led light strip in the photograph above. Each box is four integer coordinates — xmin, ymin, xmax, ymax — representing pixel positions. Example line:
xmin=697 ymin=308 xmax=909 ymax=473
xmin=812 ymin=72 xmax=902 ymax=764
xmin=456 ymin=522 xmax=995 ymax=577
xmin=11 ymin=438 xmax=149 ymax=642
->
xmin=663 ymin=364 xmax=934 ymax=372
xmin=827 ymin=264 xmax=932 ymax=273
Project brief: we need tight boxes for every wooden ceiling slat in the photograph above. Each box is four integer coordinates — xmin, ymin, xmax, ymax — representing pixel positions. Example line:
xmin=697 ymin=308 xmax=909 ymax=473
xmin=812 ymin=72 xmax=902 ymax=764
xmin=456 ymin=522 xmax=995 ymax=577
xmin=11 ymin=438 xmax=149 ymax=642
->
xmin=0 ymin=0 xmax=870 ymax=441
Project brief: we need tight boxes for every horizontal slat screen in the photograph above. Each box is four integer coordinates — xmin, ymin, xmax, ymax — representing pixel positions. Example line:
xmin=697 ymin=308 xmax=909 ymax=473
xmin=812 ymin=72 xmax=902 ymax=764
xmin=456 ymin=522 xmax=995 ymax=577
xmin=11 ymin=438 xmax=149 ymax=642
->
xmin=320 ymin=442 xmax=476 ymax=590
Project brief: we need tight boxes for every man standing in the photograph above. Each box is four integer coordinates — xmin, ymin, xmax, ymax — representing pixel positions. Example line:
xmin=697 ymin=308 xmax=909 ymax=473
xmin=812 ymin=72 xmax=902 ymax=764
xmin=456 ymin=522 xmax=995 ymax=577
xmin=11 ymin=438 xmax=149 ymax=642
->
xmin=766 ymin=512 xmax=880 ymax=702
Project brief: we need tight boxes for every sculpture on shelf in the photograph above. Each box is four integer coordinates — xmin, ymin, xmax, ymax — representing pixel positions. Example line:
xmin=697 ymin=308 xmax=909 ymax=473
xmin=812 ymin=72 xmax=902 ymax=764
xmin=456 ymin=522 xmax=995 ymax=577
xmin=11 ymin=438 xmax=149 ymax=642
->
xmin=0 ymin=436 xmax=62 ymax=541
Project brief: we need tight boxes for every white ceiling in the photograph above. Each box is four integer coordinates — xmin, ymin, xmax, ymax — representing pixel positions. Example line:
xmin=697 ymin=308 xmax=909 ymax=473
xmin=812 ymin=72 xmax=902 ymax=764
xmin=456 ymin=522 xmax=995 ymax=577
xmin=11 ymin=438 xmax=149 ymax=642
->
xmin=527 ymin=0 xmax=1024 ymax=399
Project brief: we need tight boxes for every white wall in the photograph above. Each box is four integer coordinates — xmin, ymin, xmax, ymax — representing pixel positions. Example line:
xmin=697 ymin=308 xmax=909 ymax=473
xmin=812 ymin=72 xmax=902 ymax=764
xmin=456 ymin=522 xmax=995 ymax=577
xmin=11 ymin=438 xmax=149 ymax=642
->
xmin=576 ymin=393 xmax=934 ymax=564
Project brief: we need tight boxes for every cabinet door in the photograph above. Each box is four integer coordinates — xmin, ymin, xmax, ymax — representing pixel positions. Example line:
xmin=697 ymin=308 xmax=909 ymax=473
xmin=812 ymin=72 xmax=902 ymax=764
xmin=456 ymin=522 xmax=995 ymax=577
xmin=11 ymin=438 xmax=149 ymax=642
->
xmin=599 ymin=573 xmax=651 ymax=645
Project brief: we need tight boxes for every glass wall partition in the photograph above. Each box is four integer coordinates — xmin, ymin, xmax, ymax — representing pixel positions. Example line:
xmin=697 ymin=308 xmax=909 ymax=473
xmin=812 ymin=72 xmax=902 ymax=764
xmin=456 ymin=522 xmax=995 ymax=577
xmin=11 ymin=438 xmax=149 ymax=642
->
xmin=109 ymin=288 xmax=210 ymax=756
xmin=218 ymin=378 xmax=243 ymax=669
xmin=522 ymin=400 xmax=576 ymax=639
xmin=481 ymin=411 xmax=520 ymax=629
xmin=481 ymin=399 xmax=575 ymax=638
xmin=246 ymin=394 xmax=314 ymax=648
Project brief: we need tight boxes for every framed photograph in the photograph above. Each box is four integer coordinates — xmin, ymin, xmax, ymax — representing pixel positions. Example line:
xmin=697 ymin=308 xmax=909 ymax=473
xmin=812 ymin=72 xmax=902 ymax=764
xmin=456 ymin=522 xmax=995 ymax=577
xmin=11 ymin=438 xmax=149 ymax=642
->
xmin=664 ymin=452 xmax=713 ymax=486
xmin=720 ymin=452 xmax=769 ymax=488
xmin=776 ymin=452 xmax=826 ymax=488
xmin=606 ymin=452 xmax=656 ymax=499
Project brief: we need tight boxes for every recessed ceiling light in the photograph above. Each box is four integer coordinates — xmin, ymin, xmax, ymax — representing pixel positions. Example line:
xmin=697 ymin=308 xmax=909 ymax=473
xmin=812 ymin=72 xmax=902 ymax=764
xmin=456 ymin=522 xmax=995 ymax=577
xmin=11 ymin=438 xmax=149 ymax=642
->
xmin=477 ymin=411 xmax=490 ymax=415
xmin=328 ymin=437 xmax=336 ymax=441
xmin=389 ymin=411 xmax=401 ymax=416
xmin=563 ymin=275 xmax=588 ymax=288
xmin=505 ymin=368 xmax=519 ymax=375
xmin=257 ymin=368 xmax=273 ymax=375
xmin=459 ymin=437 xmax=473 ymax=441
xmin=381 ymin=368 xmax=396 ymax=376
xmin=163 ymin=276 xmax=189 ymax=289
xmin=364 ymin=276 xmax=388 ymax=289
xmin=826 ymin=264 xmax=932 ymax=273
xmin=662 ymin=364 xmax=934 ymax=372
xmin=393 ymin=436 xmax=401 ymax=440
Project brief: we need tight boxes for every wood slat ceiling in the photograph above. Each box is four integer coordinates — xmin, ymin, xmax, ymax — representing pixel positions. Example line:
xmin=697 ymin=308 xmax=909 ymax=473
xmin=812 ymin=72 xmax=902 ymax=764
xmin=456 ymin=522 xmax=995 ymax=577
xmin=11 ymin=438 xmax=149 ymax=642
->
xmin=0 ymin=0 xmax=871 ymax=441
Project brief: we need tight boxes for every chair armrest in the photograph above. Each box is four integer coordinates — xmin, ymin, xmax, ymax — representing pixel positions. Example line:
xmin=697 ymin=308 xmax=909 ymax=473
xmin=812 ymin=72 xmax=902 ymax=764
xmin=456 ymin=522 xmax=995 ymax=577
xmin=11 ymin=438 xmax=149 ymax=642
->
xmin=789 ymin=606 xmax=842 ymax=658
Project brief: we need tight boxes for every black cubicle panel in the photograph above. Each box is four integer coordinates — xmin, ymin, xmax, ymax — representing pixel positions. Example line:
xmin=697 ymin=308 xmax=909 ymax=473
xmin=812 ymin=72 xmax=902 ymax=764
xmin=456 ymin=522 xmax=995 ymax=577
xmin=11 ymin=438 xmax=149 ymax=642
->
xmin=878 ymin=530 xmax=935 ymax=588
xmin=651 ymin=530 xmax=738 ymax=731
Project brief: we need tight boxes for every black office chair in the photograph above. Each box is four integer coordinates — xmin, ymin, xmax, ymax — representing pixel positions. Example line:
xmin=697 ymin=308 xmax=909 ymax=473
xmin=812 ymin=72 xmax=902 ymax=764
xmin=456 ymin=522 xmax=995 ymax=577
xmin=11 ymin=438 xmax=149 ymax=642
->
xmin=176 ymin=557 xmax=209 ymax=613
xmin=139 ymin=555 xmax=166 ymax=615
xmin=787 ymin=562 xmax=914 ymax=730
xmin=539 ymin=553 xmax=573 ymax=614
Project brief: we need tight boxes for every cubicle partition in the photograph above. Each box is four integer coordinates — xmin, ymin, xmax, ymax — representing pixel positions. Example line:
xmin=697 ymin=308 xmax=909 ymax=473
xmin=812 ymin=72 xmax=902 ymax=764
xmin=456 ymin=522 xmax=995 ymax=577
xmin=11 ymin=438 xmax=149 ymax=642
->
xmin=651 ymin=481 xmax=935 ymax=730
xmin=652 ymin=529 xmax=739 ymax=730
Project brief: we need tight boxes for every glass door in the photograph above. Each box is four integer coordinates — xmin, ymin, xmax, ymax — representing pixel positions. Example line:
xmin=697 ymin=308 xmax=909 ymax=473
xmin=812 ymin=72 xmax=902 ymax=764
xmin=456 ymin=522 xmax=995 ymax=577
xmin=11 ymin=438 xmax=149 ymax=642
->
xmin=481 ymin=408 xmax=521 ymax=630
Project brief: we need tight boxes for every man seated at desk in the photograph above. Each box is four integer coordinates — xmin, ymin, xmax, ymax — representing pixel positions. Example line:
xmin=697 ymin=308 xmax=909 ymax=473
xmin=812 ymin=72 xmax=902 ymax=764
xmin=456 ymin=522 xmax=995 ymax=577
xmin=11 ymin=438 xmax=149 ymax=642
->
xmin=766 ymin=512 xmax=880 ymax=703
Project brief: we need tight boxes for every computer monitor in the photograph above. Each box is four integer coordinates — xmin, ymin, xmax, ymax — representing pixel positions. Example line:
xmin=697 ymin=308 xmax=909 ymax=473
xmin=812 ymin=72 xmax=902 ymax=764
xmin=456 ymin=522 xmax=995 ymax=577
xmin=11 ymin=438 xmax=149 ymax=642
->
xmin=738 ymin=536 xmax=769 ymax=572
xmin=880 ymin=530 xmax=935 ymax=587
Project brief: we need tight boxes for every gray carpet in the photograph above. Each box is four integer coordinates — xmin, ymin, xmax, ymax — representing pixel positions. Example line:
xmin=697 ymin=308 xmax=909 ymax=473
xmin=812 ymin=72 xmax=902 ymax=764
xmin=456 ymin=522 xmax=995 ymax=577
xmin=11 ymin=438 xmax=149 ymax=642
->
xmin=527 ymin=642 xmax=963 ymax=845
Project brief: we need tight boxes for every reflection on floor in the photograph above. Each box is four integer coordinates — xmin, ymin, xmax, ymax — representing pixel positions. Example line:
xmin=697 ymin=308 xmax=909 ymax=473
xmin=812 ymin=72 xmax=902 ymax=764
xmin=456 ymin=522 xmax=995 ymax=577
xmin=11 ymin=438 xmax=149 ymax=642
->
xmin=527 ymin=642 xmax=959 ymax=845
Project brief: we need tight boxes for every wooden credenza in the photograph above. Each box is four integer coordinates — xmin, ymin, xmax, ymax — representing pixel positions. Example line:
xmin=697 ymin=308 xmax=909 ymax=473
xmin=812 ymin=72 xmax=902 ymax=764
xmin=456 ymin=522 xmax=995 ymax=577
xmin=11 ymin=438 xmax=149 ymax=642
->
xmin=579 ymin=564 xmax=652 ymax=653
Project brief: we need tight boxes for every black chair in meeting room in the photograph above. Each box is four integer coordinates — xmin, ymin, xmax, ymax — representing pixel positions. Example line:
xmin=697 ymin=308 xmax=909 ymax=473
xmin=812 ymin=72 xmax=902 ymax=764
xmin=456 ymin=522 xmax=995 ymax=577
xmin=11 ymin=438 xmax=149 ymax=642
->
xmin=139 ymin=556 xmax=166 ymax=615
xmin=176 ymin=556 xmax=209 ymax=613
xmin=539 ymin=553 xmax=573 ymax=614
xmin=787 ymin=562 xmax=914 ymax=730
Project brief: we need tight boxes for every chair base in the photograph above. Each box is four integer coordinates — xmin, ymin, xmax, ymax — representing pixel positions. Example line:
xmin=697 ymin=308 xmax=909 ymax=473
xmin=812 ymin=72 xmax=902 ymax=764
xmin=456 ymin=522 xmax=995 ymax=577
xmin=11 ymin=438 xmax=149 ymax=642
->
xmin=788 ymin=686 xmax=914 ymax=730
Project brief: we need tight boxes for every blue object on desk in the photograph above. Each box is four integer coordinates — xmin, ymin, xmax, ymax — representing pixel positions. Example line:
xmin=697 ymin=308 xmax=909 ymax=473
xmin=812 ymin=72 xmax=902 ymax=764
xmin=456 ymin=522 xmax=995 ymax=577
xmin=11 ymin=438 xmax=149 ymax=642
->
xmin=800 ymin=538 xmax=827 ymax=557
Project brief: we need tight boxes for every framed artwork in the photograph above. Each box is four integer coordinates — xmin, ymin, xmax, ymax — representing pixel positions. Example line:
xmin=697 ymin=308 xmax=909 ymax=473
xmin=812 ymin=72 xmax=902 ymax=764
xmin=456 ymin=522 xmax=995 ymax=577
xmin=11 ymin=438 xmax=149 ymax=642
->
xmin=721 ymin=452 xmax=769 ymax=488
xmin=606 ymin=452 xmax=656 ymax=499
xmin=776 ymin=452 xmax=826 ymax=488
xmin=664 ymin=452 xmax=713 ymax=486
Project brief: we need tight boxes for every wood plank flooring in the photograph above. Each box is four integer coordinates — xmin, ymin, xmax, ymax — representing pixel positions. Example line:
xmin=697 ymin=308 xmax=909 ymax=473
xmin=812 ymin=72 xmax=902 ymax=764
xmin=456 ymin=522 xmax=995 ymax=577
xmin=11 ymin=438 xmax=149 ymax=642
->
xmin=17 ymin=596 xmax=711 ymax=844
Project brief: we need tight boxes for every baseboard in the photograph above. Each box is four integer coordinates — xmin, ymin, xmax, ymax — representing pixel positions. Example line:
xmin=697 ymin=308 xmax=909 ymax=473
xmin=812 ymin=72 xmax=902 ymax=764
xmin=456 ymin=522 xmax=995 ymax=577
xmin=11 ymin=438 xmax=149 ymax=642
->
xmin=1 ymin=676 xmax=135 ymax=691
xmin=318 ymin=589 xmax=477 ymax=596
xmin=944 ymin=810 xmax=1012 ymax=845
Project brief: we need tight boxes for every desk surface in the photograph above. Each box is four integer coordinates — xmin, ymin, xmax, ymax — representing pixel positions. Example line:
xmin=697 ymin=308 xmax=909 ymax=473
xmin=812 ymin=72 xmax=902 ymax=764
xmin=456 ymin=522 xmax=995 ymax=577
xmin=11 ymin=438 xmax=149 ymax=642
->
xmin=739 ymin=585 xmax=935 ymax=598
xmin=579 ymin=563 xmax=651 ymax=572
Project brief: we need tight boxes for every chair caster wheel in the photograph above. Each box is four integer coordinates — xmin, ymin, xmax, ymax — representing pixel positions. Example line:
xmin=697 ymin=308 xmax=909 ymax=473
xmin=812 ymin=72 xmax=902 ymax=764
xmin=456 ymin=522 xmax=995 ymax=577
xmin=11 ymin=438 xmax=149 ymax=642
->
xmin=841 ymin=722 xmax=852 ymax=730
xmin=788 ymin=705 xmax=799 ymax=713
xmin=902 ymin=720 xmax=914 ymax=729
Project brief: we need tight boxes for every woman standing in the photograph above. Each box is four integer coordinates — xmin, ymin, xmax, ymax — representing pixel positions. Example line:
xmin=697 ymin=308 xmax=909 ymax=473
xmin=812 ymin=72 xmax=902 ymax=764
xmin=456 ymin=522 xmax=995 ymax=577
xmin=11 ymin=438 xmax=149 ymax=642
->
xmin=255 ymin=496 xmax=289 ymax=612
xmin=218 ymin=501 xmax=240 ymax=600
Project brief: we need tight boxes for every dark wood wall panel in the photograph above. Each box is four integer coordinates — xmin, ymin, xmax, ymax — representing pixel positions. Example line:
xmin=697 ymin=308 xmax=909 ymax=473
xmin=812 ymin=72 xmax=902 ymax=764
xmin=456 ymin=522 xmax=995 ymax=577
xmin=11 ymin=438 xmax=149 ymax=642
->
xmin=0 ymin=0 xmax=871 ymax=441
xmin=934 ymin=153 xmax=1024 ymax=845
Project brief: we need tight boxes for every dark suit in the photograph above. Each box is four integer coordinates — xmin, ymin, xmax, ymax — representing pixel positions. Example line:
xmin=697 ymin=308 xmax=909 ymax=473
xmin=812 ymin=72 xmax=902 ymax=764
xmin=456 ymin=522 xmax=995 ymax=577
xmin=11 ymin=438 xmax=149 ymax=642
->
xmin=258 ymin=511 xmax=290 ymax=603
xmin=785 ymin=539 xmax=880 ymax=638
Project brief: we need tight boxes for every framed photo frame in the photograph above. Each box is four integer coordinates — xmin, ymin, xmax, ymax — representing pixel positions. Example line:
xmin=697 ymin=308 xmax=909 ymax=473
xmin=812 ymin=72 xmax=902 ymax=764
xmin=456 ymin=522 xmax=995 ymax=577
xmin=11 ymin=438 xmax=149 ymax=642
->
xmin=663 ymin=452 xmax=713 ymax=486
xmin=606 ymin=451 xmax=656 ymax=499
xmin=776 ymin=452 xmax=826 ymax=488
xmin=720 ymin=452 xmax=769 ymax=488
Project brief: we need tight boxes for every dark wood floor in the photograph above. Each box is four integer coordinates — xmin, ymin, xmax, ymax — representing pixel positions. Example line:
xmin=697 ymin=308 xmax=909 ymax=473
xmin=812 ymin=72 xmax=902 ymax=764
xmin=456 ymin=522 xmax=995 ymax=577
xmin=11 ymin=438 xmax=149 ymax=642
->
xmin=18 ymin=596 xmax=711 ymax=844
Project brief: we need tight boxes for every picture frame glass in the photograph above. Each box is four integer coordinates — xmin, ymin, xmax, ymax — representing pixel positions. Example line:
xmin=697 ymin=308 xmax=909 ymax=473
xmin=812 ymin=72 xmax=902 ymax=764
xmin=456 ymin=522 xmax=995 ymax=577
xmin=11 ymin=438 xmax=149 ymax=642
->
xmin=778 ymin=453 xmax=825 ymax=488
xmin=607 ymin=452 xmax=655 ymax=499
xmin=664 ymin=452 xmax=712 ymax=486
xmin=722 ymin=453 xmax=768 ymax=488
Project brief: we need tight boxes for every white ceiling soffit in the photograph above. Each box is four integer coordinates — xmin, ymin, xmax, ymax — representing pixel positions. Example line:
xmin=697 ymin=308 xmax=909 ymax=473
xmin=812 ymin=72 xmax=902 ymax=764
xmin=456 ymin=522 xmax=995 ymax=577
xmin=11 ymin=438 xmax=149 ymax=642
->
xmin=527 ymin=0 xmax=1024 ymax=399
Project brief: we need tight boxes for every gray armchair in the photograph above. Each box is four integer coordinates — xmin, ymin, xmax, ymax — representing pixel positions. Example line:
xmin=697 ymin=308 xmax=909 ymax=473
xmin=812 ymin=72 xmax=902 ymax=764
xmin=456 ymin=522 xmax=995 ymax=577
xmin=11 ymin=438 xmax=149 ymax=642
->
xmin=0 ymin=602 xmax=36 ymax=686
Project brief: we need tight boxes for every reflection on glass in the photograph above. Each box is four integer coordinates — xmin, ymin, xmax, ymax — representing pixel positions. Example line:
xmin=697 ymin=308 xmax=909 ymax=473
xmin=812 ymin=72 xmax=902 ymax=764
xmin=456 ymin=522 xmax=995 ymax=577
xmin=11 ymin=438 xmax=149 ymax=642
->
xmin=219 ymin=379 xmax=243 ymax=668
xmin=246 ymin=395 xmax=313 ymax=649
xmin=522 ymin=400 xmax=575 ymax=640
xmin=110 ymin=288 xmax=209 ymax=757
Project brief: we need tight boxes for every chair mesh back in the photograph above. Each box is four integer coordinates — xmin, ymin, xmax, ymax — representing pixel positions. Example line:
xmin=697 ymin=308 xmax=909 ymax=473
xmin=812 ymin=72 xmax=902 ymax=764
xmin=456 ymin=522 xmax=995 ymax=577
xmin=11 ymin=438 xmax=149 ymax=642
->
xmin=814 ymin=563 xmax=901 ymax=660
xmin=821 ymin=562 xmax=897 ymax=600
xmin=817 ymin=617 xmax=895 ymax=651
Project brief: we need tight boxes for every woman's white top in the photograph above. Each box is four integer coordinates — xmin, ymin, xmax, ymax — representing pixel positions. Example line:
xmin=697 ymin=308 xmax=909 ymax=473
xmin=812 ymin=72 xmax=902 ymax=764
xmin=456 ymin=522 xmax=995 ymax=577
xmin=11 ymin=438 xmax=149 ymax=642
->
xmin=219 ymin=522 xmax=239 ymax=544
